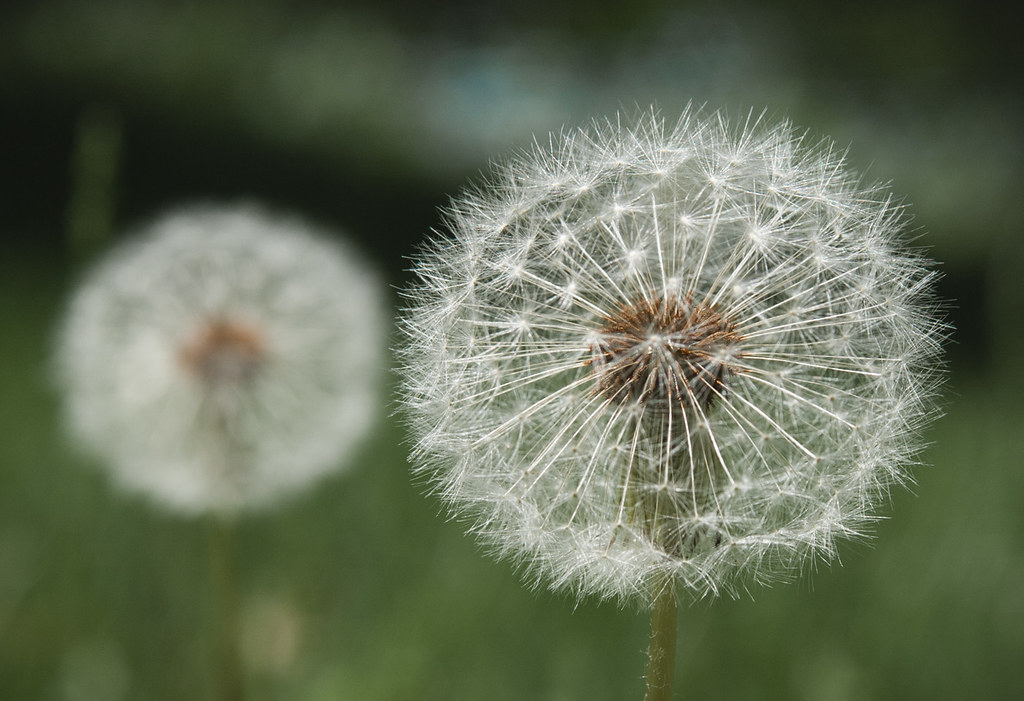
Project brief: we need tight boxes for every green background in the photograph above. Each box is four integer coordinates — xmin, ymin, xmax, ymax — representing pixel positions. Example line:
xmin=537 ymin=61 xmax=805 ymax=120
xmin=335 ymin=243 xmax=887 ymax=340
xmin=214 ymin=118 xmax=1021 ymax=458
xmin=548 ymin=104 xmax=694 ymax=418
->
xmin=2 ymin=1 xmax=1021 ymax=699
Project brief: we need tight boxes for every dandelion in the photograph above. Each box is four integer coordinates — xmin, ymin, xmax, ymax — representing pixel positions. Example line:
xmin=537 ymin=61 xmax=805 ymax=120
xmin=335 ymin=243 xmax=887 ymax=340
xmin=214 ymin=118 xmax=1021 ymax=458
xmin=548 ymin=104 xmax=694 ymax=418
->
xmin=56 ymin=203 xmax=385 ymax=515
xmin=398 ymin=108 xmax=944 ymax=699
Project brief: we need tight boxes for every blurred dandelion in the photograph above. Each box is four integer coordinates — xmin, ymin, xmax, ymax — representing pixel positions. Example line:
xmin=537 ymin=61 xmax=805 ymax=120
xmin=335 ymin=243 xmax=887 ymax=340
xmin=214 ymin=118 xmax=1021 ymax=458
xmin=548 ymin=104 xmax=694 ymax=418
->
xmin=56 ymin=204 xmax=385 ymax=515
xmin=55 ymin=203 xmax=385 ymax=701
xmin=398 ymin=107 xmax=944 ymax=699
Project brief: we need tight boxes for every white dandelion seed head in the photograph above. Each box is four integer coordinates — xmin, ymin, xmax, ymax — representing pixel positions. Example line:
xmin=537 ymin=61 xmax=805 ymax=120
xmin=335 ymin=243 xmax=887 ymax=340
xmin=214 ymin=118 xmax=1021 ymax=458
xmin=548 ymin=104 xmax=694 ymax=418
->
xmin=56 ymin=204 xmax=386 ymax=515
xmin=398 ymin=107 xmax=945 ymax=605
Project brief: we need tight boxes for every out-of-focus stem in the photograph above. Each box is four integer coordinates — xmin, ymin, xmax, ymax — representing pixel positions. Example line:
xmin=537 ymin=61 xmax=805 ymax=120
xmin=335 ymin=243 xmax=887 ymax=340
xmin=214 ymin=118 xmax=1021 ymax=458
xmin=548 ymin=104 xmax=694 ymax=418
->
xmin=66 ymin=105 xmax=121 ymax=258
xmin=209 ymin=517 xmax=243 ymax=701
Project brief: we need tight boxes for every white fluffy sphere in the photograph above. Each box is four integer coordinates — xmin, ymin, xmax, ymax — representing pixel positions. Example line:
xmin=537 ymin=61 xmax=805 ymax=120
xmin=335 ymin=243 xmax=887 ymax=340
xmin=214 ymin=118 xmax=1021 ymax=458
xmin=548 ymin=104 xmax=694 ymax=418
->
xmin=399 ymin=109 xmax=944 ymax=603
xmin=57 ymin=204 xmax=385 ymax=515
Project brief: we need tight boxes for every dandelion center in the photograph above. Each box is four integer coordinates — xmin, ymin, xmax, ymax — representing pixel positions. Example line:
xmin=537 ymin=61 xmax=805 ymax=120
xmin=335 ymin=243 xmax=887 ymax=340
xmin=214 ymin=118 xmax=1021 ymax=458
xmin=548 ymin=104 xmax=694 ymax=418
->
xmin=590 ymin=294 xmax=742 ymax=414
xmin=179 ymin=318 xmax=267 ymax=386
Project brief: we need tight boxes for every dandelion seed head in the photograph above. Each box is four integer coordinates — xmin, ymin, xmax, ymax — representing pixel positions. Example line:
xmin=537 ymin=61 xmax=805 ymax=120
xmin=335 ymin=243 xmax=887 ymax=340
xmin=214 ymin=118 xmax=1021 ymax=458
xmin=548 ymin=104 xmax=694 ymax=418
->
xmin=57 ymin=204 xmax=385 ymax=515
xmin=399 ymin=107 xmax=944 ymax=604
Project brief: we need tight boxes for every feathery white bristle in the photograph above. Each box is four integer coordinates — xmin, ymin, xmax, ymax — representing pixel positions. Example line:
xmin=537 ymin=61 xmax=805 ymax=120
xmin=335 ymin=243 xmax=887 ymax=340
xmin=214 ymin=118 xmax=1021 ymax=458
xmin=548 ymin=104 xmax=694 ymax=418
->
xmin=399 ymin=107 xmax=944 ymax=604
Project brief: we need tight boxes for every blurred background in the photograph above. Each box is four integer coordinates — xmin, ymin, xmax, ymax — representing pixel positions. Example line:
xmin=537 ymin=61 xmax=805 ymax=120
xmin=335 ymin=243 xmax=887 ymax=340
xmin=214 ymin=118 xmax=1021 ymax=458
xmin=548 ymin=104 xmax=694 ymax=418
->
xmin=1 ymin=0 xmax=1021 ymax=699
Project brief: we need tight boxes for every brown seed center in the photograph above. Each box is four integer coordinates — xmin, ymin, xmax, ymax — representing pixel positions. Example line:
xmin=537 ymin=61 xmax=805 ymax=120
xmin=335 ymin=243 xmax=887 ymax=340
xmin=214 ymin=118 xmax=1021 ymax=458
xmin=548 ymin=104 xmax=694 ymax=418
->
xmin=589 ymin=294 xmax=742 ymax=413
xmin=179 ymin=319 xmax=266 ymax=386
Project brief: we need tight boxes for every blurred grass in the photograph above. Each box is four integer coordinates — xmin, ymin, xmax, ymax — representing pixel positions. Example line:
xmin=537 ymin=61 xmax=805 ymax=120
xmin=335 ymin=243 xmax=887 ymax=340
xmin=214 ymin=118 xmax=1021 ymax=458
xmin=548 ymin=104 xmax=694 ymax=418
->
xmin=2 ymin=0 xmax=1023 ymax=699
xmin=2 ymin=234 xmax=1023 ymax=701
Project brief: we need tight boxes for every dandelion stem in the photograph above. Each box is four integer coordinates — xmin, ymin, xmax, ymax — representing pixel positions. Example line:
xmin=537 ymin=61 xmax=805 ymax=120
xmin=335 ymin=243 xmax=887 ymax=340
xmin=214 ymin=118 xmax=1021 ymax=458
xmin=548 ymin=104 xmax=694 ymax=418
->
xmin=209 ymin=517 xmax=244 ymax=701
xmin=644 ymin=578 xmax=677 ymax=701
xmin=66 ymin=104 xmax=121 ymax=258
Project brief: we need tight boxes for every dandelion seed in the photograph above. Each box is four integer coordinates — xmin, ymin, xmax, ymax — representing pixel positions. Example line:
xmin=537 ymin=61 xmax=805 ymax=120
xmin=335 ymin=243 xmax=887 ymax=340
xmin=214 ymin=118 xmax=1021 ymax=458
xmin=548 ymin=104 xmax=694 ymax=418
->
xmin=57 ymin=204 xmax=385 ymax=515
xmin=399 ymin=107 xmax=944 ymax=607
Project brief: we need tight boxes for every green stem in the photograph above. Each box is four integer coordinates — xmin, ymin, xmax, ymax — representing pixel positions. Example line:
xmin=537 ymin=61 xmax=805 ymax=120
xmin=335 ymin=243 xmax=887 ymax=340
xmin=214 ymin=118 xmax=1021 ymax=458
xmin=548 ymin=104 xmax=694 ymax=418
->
xmin=66 ymin=105 xmax=121 ymax=258
xmin=644 ymin=578 xmax=678 ymax=701
xmin=209 ymin=517 xmax=244 ymax=701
